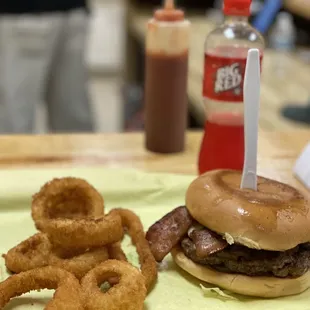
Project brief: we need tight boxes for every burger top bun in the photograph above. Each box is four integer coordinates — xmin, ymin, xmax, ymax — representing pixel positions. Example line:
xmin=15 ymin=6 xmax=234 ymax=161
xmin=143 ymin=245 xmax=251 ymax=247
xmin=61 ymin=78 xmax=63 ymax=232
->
xmin=186 ymin=170 xmax=310 ymax=251
xmin=172 ymin=247 xmax=310 ymax=298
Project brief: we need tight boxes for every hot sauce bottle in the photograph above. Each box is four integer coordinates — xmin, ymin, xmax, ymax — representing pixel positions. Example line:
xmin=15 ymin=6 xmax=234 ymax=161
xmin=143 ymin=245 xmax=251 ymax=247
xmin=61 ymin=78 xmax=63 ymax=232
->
xmin=144 ymin=0 xmax=190 ymax=154
xmin=199 ymin=0 xmax=264 ymax=174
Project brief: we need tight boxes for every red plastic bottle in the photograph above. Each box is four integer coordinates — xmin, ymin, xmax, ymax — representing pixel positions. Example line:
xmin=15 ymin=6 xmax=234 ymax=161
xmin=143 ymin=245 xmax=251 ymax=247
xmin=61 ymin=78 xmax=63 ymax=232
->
xmin=199 ymin=0 xmax=264 ymax=174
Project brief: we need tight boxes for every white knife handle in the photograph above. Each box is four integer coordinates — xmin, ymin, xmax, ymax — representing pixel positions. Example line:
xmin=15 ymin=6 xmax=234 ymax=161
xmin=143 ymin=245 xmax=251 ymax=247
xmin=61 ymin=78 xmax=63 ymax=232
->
xmin=241 ymin=49 xmax=261 ymax=191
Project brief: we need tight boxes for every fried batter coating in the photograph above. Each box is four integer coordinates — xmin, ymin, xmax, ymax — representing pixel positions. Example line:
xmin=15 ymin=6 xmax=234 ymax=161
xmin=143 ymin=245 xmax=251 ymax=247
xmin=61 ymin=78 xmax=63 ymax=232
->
xmin=32 ymin=178 xmax=123 ymax=250
xmin=0 ymin=266 xmax=84 ymax=310
xmin=110 ymin=209 xmax=158 ymax=292
xmin=32 ymin=177 xmax=104 ymax=227
xmin=4 ymin=233 xmax=109 ymax=279
xmin=81 ymin=260 xmax=146 ymax=310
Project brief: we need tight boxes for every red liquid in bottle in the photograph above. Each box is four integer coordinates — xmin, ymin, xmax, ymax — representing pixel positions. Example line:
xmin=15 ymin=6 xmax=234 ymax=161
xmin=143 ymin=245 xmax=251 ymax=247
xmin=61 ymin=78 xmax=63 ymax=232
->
xmin=198 ymin=113 xmax=244 ymax=174
xmin=199 ymin=0 xmax=264 ymax=174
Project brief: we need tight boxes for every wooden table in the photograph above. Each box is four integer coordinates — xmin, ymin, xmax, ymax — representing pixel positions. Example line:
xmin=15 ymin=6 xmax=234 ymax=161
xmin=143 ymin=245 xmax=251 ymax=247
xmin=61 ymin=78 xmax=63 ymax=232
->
xmin=1 ymin=131 xmax=309 ymax=195
xmin=126 ymin=9 xmax=310 ymax=131
xmin=285 ymin=0 xmax=310 ymax=19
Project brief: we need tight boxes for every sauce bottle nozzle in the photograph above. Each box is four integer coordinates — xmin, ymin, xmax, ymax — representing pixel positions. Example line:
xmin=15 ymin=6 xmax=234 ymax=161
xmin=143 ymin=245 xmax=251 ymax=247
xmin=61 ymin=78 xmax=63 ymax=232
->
xmin=155 ymin=0 xmax=184 ymax=21
xmin=165 ymin=0 xmax=175 ymax=10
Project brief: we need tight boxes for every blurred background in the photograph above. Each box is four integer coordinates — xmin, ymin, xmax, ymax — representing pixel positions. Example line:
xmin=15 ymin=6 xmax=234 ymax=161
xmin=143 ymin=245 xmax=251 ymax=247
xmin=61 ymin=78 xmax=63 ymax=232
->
xmin=2 ymin=0 xmax=310 ymax=134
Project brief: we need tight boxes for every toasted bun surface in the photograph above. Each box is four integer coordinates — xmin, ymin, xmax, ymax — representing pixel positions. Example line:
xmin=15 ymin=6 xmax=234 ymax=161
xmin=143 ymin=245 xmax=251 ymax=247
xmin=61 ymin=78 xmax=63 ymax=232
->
xmin=172 ymin=248 xmax=310 ymax=298
xmin=186 ymin=170 xmax=310 ymax=251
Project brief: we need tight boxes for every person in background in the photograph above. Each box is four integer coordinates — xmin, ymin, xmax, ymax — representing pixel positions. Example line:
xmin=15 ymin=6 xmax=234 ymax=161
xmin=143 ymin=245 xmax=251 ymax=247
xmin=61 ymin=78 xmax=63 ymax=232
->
xmin=0 ymin=0 xmax=94 ymax=133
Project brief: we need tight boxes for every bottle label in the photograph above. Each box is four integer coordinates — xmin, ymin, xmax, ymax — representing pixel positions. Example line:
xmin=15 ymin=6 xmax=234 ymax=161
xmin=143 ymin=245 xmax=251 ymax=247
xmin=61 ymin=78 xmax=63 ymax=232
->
xmin=203 ymin=54 xmax=259 ymax=102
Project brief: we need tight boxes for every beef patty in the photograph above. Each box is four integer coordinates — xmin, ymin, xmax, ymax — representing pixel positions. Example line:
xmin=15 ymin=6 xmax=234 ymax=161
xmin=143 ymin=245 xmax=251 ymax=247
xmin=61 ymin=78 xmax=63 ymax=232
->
xmin=181 ymin=238 xmax=310 ymax=278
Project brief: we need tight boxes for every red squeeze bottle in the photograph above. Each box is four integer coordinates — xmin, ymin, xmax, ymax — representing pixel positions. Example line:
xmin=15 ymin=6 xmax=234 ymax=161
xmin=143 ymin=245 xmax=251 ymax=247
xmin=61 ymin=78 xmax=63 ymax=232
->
xmin=199 ymin=0 xmax=264 ymax=174
xmin=144 ymin=0 xmax=190 ymax=154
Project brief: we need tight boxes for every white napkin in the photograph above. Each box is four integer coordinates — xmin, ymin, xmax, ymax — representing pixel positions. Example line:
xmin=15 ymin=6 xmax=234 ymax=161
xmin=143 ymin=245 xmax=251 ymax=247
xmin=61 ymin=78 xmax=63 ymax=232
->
xmin=294 ymin=142 xmax=310 ymax=189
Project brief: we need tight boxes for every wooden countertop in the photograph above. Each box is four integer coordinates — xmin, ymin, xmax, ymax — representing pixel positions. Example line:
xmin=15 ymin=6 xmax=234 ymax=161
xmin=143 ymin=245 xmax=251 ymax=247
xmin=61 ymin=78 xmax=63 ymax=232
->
xmin=0 ymin=131 xmax=309 ymax=194
xmin=285 ymin=0 xmax=310 ymax=19
xmin=128 ymin=10 xmax=310 ymax=131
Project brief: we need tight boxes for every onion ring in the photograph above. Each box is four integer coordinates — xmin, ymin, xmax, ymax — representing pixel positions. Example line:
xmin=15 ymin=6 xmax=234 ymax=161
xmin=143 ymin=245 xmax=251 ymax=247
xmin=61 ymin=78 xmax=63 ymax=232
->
xmin=0 ymin=266 xmax=83 ymax=310
xmin=110 ymin=209 xmax=158 ymax=292
xmin=108 ymin=242 xmax=127 ymax=261
xmin=41 ymin=213 xmax=124 ymax=250
xmin=31 ymin=178 xmax=123 ymax=250
xmin=81 ymin=260 xmax=146 ymax=310
xmin=4 ymin=233 xmax=109 ymax=279
xmin=32 ymin=177 xmax=104 ymax=230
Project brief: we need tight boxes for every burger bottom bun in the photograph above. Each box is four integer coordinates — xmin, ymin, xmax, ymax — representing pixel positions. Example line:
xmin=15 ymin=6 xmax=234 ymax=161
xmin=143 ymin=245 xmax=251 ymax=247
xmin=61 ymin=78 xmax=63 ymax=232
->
xmin=171 ymin=248 xmax=310 ymax=298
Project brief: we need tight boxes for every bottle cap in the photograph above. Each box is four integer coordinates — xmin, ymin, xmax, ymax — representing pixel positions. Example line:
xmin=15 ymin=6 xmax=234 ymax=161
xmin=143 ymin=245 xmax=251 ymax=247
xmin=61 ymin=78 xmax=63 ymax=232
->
xmin=154 ymin=0 xmax=184 ymax=22
xmin=276 ymin=12 xmax=294 ymax=32
xmin=223 ymin=0 xmax=252 ymax=16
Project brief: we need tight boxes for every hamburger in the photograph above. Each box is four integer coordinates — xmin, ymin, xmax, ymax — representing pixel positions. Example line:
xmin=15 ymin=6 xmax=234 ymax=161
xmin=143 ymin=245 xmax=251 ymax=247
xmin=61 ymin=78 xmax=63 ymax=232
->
xmin=146 ymin=170 xmax=310 ymax=298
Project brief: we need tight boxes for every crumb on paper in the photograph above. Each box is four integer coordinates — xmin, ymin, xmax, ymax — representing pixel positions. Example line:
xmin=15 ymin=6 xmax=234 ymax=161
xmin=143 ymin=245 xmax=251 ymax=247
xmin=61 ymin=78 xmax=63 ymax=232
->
xmin=200 ymin=284 xmax=238 ymax=301
xmin=158 ymin=261 xmax=169 ymax=271
xmin=100 ymin=282 xmax=111 ymax=292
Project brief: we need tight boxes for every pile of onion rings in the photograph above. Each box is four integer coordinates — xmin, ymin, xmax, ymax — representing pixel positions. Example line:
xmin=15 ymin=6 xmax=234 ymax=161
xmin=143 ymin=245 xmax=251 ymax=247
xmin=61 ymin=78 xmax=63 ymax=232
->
xmin=0 ymin=177 xmax=158 ymax=309
xmin=31 ymin=178 xmax=123 ymax=250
